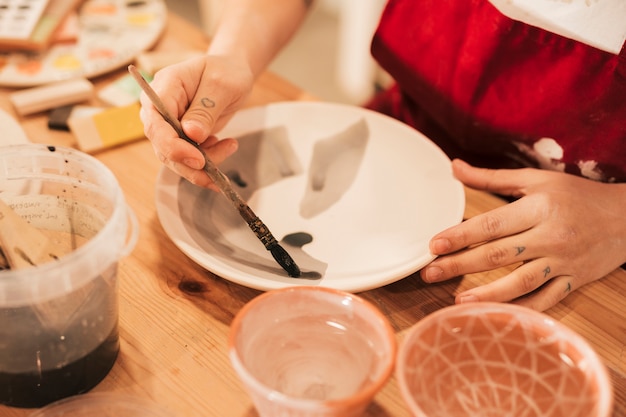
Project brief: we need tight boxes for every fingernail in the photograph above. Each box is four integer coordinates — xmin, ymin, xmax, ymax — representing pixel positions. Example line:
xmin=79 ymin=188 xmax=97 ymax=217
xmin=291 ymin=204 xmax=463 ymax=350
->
xmin=422 ymin=266 xmax=443 ymax=282
xmin=431 ymin=238 xmax=452 ymax=254
xmin=457 ymin=294 xmax=479 ymax=304
xmin=183 ymin=158 xmax=204 ymax=170
xmin=183 ymin=119 xmax=209 ymax=138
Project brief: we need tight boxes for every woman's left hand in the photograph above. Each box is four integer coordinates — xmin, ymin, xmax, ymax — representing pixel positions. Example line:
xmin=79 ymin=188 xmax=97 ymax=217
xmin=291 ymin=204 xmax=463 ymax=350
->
xmin=420 ymin=159 xmax=626 ymax=311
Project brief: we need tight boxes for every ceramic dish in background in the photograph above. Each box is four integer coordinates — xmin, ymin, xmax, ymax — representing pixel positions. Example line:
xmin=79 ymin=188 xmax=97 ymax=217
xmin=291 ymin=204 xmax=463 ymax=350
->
xmin=0 ymin=0 xmax=167 ymax=87
xmin=155 ymin=101 xmax=465 ymax=292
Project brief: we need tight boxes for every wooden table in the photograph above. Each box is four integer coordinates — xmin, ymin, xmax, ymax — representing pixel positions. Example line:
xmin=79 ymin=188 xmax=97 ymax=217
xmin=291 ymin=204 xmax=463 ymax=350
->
xmin=1 ymin=12 xmax=624 ymax=417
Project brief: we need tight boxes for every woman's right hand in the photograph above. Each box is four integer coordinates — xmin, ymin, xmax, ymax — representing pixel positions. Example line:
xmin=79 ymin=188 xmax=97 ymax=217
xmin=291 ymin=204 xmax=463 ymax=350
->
xmin=139 ymin=0 xmax=313 ymax=189
xmin=138 ymin=54 xmax=255 ymax=189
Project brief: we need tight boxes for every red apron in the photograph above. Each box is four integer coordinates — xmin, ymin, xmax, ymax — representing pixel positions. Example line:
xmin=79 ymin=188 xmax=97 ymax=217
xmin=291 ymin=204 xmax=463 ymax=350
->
xmin=367 ymin=0 xmax=626 ymax=182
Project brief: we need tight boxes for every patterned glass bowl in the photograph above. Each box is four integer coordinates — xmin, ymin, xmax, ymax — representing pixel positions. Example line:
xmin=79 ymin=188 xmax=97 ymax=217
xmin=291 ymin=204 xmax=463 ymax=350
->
xmin=397 ymin=303 xmax=613 ymax=417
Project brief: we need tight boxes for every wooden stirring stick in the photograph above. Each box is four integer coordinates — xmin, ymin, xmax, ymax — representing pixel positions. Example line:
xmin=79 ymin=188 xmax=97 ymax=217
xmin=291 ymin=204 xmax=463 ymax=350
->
xmin=0 ymin=199 xmax=62 ymax=270
xmin=127 ymin=65 xmax=301 ymax=278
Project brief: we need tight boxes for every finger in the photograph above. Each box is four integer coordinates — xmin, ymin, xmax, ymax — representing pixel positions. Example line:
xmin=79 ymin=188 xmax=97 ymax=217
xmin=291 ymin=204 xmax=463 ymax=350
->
xmin=180 ymin=82 xmax=241 ymax=144
xmin=169 ymin=138 xmax=239 ymax=190
xmin=140 ymin=66 xmax=190 ymax=123
xmin=141 ymin=100 xmax=239 ymax=189
xmin=203 ymin=136 xmax=239 ymax=166
xmin=181 ymin=96 xmax=219 ymax=143
xmin=512 ymin=275 xmax=576 ymax=311
xmin=429 ymin=197 xmax=538 ymax=255
xmin=451 ymin=159 xmax=546 ymax=199
xmin=454 ymin=258 xmax=564 ymax=304
xmin=421 ymin=234 xmax=538 ymax=283
xmin=139 ymin=103 xmax=206 ymax=169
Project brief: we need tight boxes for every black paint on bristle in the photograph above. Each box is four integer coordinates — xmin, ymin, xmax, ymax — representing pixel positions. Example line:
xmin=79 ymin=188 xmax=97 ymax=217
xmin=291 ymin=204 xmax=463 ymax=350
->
xmin=269 ymin=243 xmax=301 ymax=277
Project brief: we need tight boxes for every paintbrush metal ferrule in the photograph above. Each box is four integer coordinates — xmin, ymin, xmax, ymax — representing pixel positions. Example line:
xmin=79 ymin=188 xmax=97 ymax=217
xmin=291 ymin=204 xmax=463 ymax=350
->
xmin=128 ymin=65 xmax=301 ymax=278
xmin=245 ymin=215 xmax=277 ymax=248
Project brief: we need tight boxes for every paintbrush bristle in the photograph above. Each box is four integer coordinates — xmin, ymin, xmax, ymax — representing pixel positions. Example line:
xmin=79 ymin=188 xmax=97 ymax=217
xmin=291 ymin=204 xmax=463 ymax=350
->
xmin=269 ymin=243 xmax=301 ymax=277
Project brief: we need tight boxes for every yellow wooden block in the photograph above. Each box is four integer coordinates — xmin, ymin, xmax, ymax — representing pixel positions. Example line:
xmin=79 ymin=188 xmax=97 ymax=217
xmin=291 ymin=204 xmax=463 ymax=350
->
xmin=69 ymin=102 xmax=145 ymax=152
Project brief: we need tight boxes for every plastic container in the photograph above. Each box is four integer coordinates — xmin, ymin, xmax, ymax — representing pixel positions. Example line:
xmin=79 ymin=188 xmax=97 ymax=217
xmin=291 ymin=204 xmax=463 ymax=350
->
xmin=29 ymin=392 xmax=174 ymax=417
xmin=0 ymin=144 xmax=138 ymax=408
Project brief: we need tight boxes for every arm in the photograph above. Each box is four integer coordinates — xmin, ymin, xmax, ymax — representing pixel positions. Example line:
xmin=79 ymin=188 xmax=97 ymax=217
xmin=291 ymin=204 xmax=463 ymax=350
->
xmin=208 ymin=0 xmax=313 ymax=79
xmin=139 ymin=0 xmax=314 ymax=188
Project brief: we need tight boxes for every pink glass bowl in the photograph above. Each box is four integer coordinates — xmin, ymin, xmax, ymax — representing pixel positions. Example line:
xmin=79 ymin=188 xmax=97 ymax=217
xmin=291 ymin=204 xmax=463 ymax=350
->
xmin=397 ymin=302 xmax=613 ymax=417
xmin=229 ymin=286 xmax=397 ymax=417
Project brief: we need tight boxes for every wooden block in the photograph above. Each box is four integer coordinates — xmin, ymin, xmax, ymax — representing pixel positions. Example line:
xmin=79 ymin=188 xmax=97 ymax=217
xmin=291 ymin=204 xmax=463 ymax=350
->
xmin=47 ymin=104 xmax=103 ymax=131
xmin=10 ymin=78 xmax=94 ymax=116
xmin=68 ymin=102 xmax=146 ymax=152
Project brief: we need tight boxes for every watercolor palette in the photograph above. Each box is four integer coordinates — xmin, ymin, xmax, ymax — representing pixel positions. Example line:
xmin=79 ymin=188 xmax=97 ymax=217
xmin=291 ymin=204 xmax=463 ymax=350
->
xmin=0 ymin=0 xmax=167 ymax=87
xmin=155 ymin=102 xmax=465 ymax=292
xmin=0 ymin=0 xmax=49 ymax=41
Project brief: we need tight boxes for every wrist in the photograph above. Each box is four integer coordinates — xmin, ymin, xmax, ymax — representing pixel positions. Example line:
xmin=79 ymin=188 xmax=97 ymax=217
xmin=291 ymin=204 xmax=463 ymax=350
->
xmin=205 ymin=0 xmax=310 ymax=79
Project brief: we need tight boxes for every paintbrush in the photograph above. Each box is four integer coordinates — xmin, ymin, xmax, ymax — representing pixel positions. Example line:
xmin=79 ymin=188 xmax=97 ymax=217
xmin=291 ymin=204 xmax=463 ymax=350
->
xmin=128 ymin=65 xmax=301 ymax=278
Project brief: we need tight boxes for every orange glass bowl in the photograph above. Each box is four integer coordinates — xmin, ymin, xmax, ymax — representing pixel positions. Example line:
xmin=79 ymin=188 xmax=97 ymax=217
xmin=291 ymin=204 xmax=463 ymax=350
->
xmin=396 ymin=302 xmax=613 ymax=417
xmin=229 ymin=286 xmax=397 ymax=417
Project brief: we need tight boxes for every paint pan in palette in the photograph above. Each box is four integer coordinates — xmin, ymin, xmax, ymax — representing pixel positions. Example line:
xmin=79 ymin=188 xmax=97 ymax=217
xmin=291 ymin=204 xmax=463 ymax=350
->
xmin=0 ymin=0 xmax=83 ymax=51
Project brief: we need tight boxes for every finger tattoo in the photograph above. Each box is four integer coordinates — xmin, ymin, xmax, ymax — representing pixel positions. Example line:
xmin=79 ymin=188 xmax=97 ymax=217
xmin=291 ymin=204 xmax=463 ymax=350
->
xmin=201 ymin=97 xmax=216 ymax=108
xmin=565 ymin=282 xmax=572 ymax=293
xmin=515 ymin=246 xmax=526 ymax=256
xmin=543 ymin=266 xmax=551 ymax=278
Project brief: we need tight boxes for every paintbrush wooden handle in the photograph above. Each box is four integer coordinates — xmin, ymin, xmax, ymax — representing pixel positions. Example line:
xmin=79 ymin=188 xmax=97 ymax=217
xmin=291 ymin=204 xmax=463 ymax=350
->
xmin=198 ymin=145 xmax=278 ymax=248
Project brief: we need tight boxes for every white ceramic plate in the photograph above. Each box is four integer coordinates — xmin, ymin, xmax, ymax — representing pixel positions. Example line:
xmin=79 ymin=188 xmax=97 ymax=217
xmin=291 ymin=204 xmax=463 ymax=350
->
xmin=0 ymin=0 xmax=167 ymax=87
xmin=155 ymin=102 xmax=465 ymax=292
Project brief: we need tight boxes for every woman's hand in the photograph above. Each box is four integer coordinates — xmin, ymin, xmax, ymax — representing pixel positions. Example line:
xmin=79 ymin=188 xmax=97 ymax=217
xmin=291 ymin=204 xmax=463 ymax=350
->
xmin=138 ymin=0 xmax=312 ymax=189
xmin=138 ymin=54 xmax=254 ymax=189
xmin=421 ymin=159 xmax=626 ymax=311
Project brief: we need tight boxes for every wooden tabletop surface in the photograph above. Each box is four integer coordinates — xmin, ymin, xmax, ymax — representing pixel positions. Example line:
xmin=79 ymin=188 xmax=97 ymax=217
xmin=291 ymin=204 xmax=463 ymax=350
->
xmin=1 ymin=12 xmax=624 ymax=417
